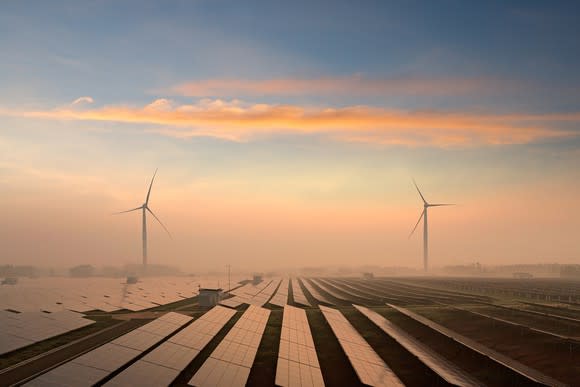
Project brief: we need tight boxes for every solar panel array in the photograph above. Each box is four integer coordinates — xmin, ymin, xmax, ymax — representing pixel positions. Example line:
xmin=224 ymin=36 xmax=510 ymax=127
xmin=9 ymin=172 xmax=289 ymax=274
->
xmin=189 ymin=305 xmax=270 ymax=387
xmin=0 ymin=275 xmax=248 ymax=314
xmin=106 ymin=306 xmax=236 ymax=387
xmin=26 ymin=312 xmax=192 ymax=387
xmin=269 ymin=278 xmax=289 ymax=307
xmin=248 ymin=279 xmax=281 ymax=306
xmin=319 ymin=306 xmax=403 ymax=387
xmin=310 ymin=279 xmax=351 ymax=302
xmin=353 ymin=305 xmax=480 ymax=387
xmin=0 ymin=310 xmax=95 ymax=355
xmin=300 ymin=280 xmax=334 ymax=305
xmin=291 ymin=279 xmax=311 ymax=306
xmin=220 ymin=278 xmax=281 ymax=308
xmin=276 ymin=305 xmax=325 ymax=387
xmin=387 ymin=303 xmax=565 ymax=387
xmin=323 ymin=279 xmax=376 ymax=302
xmin=220 ymin=281 xmax=269 ymax=308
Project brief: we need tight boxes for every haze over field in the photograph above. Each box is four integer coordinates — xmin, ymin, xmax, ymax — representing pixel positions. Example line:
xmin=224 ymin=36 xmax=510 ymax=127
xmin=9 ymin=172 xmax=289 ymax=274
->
xmin=1 ymin=1 xmax=579 ymax=271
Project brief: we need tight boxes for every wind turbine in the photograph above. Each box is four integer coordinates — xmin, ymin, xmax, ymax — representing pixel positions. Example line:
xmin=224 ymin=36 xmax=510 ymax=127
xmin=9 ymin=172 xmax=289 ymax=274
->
xmin=409 ymin=180 xmax=453 ymax=272
xmin=114 ymin=169 xmax=171 ymax=268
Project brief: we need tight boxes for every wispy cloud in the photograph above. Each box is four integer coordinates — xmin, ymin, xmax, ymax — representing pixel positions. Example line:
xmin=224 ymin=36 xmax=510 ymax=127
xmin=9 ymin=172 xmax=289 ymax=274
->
xmin=0 ymin=98 xmax=576 ymax=147
xmin=166 ymin=75 xmax=524 ymax=97
xmin=71 ymin=96 xmax=94 ymax=106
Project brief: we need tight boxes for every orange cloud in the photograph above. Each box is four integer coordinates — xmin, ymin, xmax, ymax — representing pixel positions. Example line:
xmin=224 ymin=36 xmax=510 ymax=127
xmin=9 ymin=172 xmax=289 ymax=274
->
xmin=167 ymin=76 xmax=523 ymax=97
xmin=0 ymin=99 xmax=576 ymax=146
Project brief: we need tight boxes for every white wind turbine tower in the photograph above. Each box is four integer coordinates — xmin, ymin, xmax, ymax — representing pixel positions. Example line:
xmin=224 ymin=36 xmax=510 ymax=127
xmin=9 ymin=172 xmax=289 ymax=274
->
xmin=114 ymin=169 xmax=171 ymax=268
xmin=409 ymin=180 xmax=453 ymax=272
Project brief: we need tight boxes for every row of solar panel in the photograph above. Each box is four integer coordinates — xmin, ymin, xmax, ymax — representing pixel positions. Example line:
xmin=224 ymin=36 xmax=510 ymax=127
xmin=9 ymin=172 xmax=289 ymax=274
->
xmin=25 ymin=305 xmax=273 ymax=387
xmin=189 ymin=305 xmax=270 ymax=387
xmin=276 ymin=305 xmax=324 ymax=387
xmin=353 ymin=305 xmax=479 ymax=387
xmin=1 ymin=275 xmax=249 ymax=314
xmin=0 ymin=310 xmax=95 ymax=356
xmin=220 ymin=280 xmax=273 ymax=308
xmin=299 ymin=280 xmax=333 ymax=305
xmin=26 ymin=312 xmax=193 ymax=387
xmin=387 ymin=303 xmax=564 ymax=387
xmin=269 ymin=278 xmax=290 ymax=307
xmin=290 ymin=279 xmax=311 ymax=307
xmin=105 ymin=307 xmax=237 ymax=386
xmin=19 ymin=295 xmax=465 ymax=387
xmin=220 ymin=278 xmax=282 ymax=308
xmin=324 ymin=278 xmax=377 ymax=301
xmin=319 ymin=305 xmax=403 ymax=387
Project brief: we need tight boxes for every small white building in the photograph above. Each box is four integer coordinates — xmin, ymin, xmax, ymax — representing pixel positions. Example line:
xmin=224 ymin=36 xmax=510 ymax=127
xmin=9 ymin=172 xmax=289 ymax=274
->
xmin=199 ymin=288 xmax=223 ymax=307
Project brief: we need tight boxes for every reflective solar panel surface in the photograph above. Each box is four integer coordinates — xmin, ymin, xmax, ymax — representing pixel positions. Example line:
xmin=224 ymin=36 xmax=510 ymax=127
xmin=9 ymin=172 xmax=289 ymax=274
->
xmin=290 ymin=279 xmax=311 ymax=306
xmin=319 ymin=306 xmax=403 ymax=387
xmin=276 ymin=305 xmax=325 ymax=387
xmin=189 ymin=305 xmax=270 ymax=387
xmin=354 ymin=305 xmax=479 ymax=387
xmin=0 ymin=275 xmax=246 ymax=314
xmin=309 ymin=279 xmax=351 ymax=302
xmin=0 ymin=309 xmax=94 ymax=355
xmin=25 ymin=312 xmax=192 ymax=387
xmin=300 ymin=280 xmax=334 ymax=305
xmin=269 ymin=278 xmax=290 ymax=307
xmin=106 ymin=306 xmax=236 ymax=387
xmin=386 ymin=303 xmax=563 ymax=387
xmin=0 ymin=275 xmax=243 ymax=355
xmin=220 ymin=277 xmax=281 ymax=308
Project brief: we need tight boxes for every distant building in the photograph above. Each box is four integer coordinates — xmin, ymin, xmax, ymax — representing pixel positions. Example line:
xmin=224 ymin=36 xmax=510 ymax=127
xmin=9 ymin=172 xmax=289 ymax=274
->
xmin=0 ymin=265 xmax=36 ymax=278
xmin=560 ymin=265 xmax=580 ymax=279
xmin=126 ymin=276 xmax=139 ymax=284
xmin=252 ymin=273 xmax=263 ymax=285
xmin=199 ymin=288 xmax=223 ymax=307
xmin=1 ymin=277 xmax=18 ymax=285
xmin=512 ymin=272 xmax=533 ymax=279
xmin=69 ymin=265 xmax=95 ymax=278
xmin=362 ymin=272 xmax=374 ymax=280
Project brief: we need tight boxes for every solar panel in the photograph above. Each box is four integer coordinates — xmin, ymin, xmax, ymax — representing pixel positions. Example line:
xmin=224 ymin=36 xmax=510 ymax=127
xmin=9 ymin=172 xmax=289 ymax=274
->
xmin=26 ymin=361 xmax=109 ymax=387
xmin=269 ymin=278 xmax=290 ymax=307
xmin=0 ymin=310 xmax=95 ymax=355
xmin=0 ymin=275 xmax=248 ymax=315
xmin=105 ymin=306 xmax=236 ymax=387
xmin=220 ymin=278 xmax=282 ymax=308
xmin=25 ymin=312 xmax=192 ymax=387
xmin=319 ymin=279 xmax=376 ymax=302
xmin=300 ymin=280 xmax=334 ymax=305
xmin=387 ymin=303 xmax=565 ymax=387
xmin=310 ymin=279 xmax=351 ymax=302
xmin=290 ymin=279 xmax=311 ymax=306
xmin=189 ymin=305 xmax=270 ymax=387
xmin=143 ymin=342 xmax=200 ymax=370
xmin=319 ymin=306 xmax=403 ymax=387
xmin=275 ymin=305 xmax=325 ymax=387
xmin=105 ymin=360 xmax=181 ymax=387
xmin=353 ymin=305 xmax=480 ymax=387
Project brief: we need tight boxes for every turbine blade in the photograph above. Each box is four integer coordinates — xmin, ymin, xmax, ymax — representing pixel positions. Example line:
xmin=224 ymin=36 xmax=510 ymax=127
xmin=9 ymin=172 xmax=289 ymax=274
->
xmin=145 ymin=168 xmax=158 ymax=205
xmin=429 ymin=203 xmax=455 ymax=207
xmin=408 ymin=209 xmax=425 ymax=238
xmin=112 ymin=206 xmax=142 ymax=215
xmin=146 ymin=207 xmax=172 ymax=239
xmin=412 ymin=179 xmax=428 ymax=205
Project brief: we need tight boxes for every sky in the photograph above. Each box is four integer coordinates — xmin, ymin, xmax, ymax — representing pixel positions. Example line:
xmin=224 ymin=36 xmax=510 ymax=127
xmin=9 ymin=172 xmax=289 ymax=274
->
xmin=1 ymin=0 xmax=580 ymax=272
